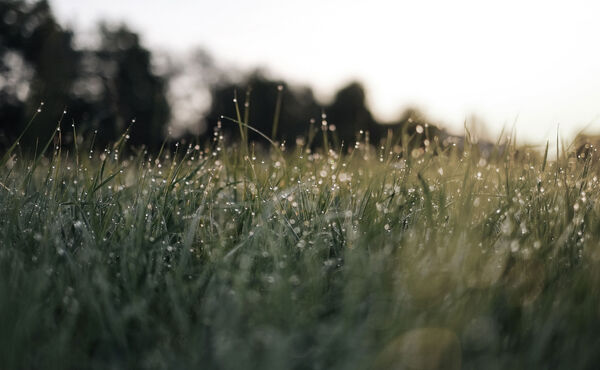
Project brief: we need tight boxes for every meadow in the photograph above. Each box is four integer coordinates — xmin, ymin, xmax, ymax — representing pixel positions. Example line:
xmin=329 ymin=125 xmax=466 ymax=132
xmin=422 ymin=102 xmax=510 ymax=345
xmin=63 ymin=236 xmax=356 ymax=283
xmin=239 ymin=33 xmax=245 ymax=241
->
xmin=1 ymin=113 xmax=600 ymax=369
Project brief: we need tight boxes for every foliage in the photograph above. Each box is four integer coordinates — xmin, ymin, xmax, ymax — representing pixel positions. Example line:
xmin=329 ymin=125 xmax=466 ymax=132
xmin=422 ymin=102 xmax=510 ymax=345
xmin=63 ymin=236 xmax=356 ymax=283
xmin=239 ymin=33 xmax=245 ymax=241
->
xmin=0 ymin=0 xmax=79 ymax=144
xmin=0 ymin=0 xmax=170 ymax=150
xmin=72 ymin=24 xmax=171 ymax=150
xmin=1 ymin=1 xmax=449 ymax=154
xmin=205 ymin=71 xmax=322 ymax=144
xmin=324 ymin=81 xmax=378 ymax=144
xmin=204 ymin=75 xmax=446 ymax=151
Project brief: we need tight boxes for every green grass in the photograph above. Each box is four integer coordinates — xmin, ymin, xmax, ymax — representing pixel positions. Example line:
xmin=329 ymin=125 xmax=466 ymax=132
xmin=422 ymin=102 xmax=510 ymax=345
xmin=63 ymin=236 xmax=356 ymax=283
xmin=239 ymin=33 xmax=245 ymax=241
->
xmin=1 ymin=122 xmax=600 ymax=369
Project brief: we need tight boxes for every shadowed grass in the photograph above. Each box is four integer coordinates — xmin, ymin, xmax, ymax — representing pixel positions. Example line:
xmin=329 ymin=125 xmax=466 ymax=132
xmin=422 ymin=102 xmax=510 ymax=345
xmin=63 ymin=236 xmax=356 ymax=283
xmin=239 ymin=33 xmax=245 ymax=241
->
xmin=1 ymin=121 xmax=600 ymax=369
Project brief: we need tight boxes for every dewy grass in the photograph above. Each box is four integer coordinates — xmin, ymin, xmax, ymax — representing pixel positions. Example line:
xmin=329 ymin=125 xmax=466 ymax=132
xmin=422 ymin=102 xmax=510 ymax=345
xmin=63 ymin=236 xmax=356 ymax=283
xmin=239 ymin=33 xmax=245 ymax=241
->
xmin=1 ymin=117 xmax=600 ymax=369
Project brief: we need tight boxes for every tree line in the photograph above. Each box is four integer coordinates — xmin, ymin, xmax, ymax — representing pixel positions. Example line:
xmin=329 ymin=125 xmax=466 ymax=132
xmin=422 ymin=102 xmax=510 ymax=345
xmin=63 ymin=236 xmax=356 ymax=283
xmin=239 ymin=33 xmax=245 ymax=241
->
xmin=1 ymin=0 xmax=451 ymax=153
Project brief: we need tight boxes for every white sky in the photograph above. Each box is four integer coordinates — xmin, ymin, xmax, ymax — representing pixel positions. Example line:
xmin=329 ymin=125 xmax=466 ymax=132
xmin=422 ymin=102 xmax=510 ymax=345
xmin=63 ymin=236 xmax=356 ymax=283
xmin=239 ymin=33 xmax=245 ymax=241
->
xmin=51 ymin=0 xmax=600 ymax=143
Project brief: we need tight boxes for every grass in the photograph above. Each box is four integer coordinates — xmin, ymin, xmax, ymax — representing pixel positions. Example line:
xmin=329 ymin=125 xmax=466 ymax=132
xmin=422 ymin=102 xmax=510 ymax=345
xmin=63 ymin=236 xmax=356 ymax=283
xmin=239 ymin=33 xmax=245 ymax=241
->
xmin=1 ymin=117 xmax=600 ymax=369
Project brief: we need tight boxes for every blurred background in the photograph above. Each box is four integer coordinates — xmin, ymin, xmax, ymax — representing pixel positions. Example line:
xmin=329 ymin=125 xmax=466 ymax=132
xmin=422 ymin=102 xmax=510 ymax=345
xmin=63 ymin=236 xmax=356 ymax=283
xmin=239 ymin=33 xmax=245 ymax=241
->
xmin=1 ymin=0 xmax=599 ymax=151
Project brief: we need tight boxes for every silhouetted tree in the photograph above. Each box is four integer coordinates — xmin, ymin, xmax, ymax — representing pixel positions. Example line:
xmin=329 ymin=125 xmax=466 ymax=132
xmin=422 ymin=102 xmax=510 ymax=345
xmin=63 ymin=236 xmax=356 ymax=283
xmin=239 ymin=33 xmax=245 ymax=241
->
xmin=205 ymin=71 xmax=321 ymax=145
xmin=0 ymin=0 xmax=172 ymax=151
xmin=324 ymin=81 xmax=379 ymax=145
xmin=383 ymin=107 xmax=444 ymax=152
xmin=0 ymin=0 xmax=80 ymax=147
xmin=0 ymin=0 xmax=452 ymax=154
xmin=75 ymin=24 xmax=170 ymax=149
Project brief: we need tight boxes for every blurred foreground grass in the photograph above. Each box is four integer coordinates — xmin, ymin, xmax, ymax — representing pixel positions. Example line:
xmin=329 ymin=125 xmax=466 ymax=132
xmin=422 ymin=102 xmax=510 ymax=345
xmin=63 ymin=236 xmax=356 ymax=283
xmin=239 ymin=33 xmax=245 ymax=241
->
xmin=1 ymin=123 xmax=600 ymax=369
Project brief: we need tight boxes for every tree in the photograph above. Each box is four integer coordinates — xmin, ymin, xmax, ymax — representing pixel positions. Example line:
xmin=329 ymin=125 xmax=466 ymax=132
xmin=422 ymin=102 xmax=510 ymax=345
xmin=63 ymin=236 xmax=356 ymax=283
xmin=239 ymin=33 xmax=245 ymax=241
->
xmin=0 ymin=0 xmax=80 ymax=147
xmin=0 ymin=1 xmax=172 ymax=151
xmin=383 ymin=107 xmax=444 ymax=153
xmin=205 ymin=71 xmax=321 ymax=146
xmin=79 ymin=24 xmax=170 ymax=149
xmin=324 ymin=81 xmax=379 ymax=146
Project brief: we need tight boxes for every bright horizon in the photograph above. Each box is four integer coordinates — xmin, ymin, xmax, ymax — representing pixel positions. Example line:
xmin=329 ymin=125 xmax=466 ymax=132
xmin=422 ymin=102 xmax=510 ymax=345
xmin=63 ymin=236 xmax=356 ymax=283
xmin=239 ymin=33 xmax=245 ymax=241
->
xmin=50 ymin=0 xmax=600 ymax=144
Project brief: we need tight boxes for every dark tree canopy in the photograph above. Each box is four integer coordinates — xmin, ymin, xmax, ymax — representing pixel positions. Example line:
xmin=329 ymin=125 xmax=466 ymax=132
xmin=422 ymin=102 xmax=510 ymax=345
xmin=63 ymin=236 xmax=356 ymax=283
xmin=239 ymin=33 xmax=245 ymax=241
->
xmin=324 ymin=81 xmax=379 ymax=145
xmin=0 ymin=0 xmax=450 ymax=154
xmin=0 ymin=0 xmax=80 ymax=146
xmin=71 ymin=24 xmax=171 ymax=149
xmin=205 ymin=71 xmax=321 ymax=145
xmin=203 ymin=74 xmax=448 ymax=151
xmin=0 ymin=1 xmax=170 ymax=150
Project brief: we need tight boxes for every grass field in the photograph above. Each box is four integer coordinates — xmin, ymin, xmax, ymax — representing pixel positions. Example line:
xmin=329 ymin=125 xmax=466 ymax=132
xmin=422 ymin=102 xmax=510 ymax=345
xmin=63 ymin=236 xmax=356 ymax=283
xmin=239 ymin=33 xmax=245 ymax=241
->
xmin=1 ymin=118 xmax=600 ymax=369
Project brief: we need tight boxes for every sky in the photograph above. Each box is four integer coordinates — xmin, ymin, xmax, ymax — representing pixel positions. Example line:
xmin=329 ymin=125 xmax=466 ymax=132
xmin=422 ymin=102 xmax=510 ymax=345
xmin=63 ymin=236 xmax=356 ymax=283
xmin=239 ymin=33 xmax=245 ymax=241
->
xmin=50 ymin=0 xmax=600 ymax=143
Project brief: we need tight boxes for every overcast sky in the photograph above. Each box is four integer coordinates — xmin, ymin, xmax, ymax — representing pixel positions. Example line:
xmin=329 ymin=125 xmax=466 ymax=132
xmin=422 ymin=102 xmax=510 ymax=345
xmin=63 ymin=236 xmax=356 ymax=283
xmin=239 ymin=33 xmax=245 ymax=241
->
xmin=50 ymin=0 xmax=600 ymax=143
